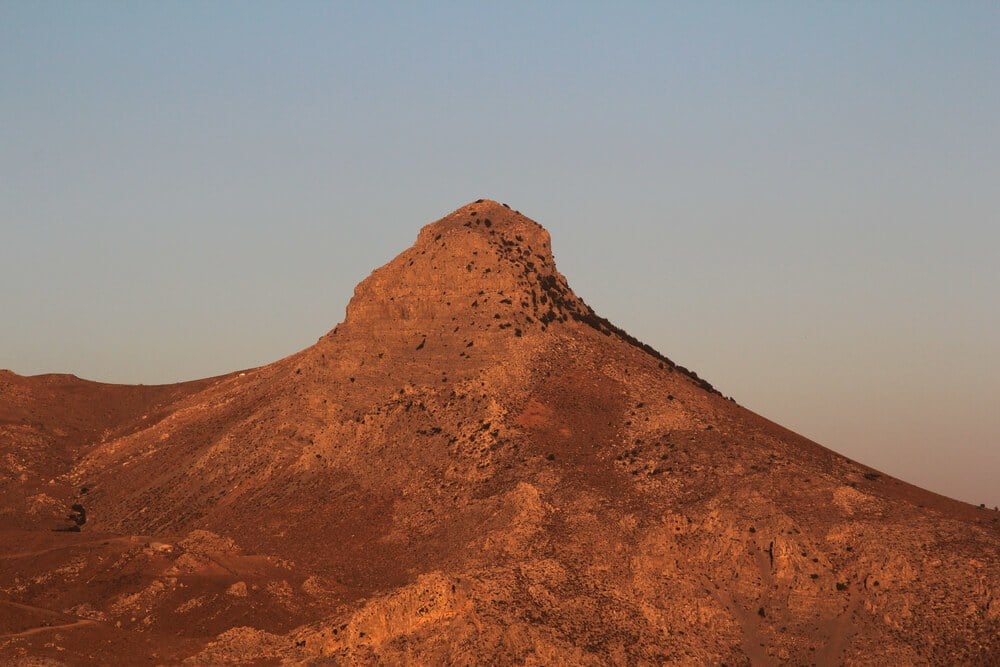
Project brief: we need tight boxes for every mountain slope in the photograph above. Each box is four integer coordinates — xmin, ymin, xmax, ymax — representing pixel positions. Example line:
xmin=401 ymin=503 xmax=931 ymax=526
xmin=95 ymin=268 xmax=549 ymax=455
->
xmin=2 ymin=200 xmax=998 ymax=665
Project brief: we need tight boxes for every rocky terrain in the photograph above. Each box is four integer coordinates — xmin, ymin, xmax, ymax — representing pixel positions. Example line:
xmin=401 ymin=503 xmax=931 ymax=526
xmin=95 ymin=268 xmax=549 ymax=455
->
xmin=2 ymin=200 xmax=998 ymax=665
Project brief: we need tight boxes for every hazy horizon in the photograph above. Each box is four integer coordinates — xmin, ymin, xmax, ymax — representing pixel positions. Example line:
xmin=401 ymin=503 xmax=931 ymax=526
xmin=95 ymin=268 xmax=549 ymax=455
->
xmin=2 ymin=3 xmax=997 ymax=507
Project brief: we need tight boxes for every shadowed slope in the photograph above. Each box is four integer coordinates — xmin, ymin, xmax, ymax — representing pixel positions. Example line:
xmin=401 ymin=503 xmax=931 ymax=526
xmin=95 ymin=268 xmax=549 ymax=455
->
xmin=0 ymin=370 xmax=224 ymax=531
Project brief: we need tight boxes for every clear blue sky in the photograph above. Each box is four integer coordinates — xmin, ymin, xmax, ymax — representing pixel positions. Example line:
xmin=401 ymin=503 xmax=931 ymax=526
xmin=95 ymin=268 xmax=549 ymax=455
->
xmin=2 ymin=2 xmax=997 ymax=506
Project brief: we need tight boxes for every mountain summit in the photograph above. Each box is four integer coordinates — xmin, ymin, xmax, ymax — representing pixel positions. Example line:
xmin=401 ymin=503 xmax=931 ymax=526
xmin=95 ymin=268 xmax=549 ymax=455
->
xmin=343 ymin=199 xmax=566 ymax=327
xmin=333 ymin=199 xmax=717 ymax=393
xmin=2 ymin=201 xmax=998 ymax=664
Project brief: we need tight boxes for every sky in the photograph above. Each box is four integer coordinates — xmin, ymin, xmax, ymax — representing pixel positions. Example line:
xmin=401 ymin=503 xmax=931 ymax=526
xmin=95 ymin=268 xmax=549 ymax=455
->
xmin=1 ymin=2 xmax=997 ymax=506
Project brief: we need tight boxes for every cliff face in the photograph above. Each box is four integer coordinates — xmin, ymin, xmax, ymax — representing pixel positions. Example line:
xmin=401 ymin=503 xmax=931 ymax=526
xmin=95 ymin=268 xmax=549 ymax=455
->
xmin=2 ymin=201 xmax=998 ymax=665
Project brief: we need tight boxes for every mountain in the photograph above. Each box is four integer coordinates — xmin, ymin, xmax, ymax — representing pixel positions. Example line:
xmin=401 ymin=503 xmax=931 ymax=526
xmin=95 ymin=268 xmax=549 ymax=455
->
xmin=2 ymin=200 xmax=998 ymax=665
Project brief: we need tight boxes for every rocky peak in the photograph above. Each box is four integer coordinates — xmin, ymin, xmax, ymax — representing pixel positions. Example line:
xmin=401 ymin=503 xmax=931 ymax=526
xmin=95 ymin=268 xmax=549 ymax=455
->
xmin=327 ymin=200 xmax=720 ymax=394
xmin=340 ymin=200 xmax=583 ymax=332
xmin=414 ymin=199 xmax=553 ymax=251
